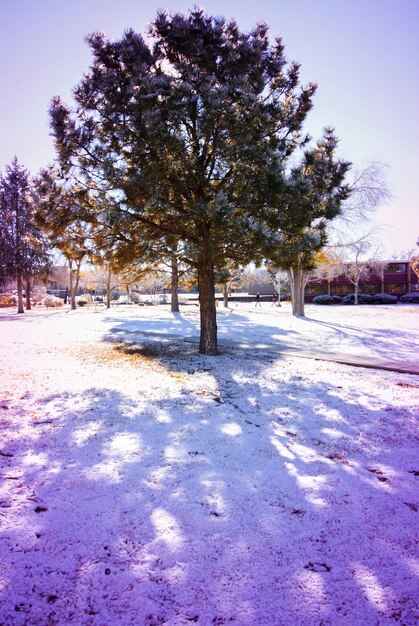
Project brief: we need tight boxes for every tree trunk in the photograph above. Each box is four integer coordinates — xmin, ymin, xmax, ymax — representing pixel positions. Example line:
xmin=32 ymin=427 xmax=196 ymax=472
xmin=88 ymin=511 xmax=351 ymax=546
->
xmin=275 ymin=271 xmax=282 ymax=305
xmin=69 ymin=261 xmax=77 ymax=310
xmin=197 ymin=250 xmax=218 ymax=355
xmin=74 ymin=261 xmax=82 ymax=304
xmin=171 ymin=255 xmax=180 ymax=313
xmin=289 ymin=268 xmax=306 ymax=317
xmin=354 ymin=280 xmax=359 ymax=305
xmin=25 ymin=278 xmax=31 ymax=310
xmin=222 ymin=284 xmax=229 ymax=308
xmin=69 ymin=259 xmax=82 ymax=309
xmin=106 ymin=268 xmax=111 ymax=309
xmin=16 ymin=271 xmax=24 ymax=314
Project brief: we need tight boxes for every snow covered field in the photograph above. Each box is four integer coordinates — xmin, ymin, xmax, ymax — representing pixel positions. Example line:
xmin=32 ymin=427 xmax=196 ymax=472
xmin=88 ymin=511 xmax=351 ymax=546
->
xmin=0 ymin=303 xmax=418 ymax=625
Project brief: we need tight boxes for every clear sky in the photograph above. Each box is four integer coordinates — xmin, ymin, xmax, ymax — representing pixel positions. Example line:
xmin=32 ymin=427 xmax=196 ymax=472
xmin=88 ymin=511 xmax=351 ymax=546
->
xmin=1 ymin=0 xmax=418 ymax=256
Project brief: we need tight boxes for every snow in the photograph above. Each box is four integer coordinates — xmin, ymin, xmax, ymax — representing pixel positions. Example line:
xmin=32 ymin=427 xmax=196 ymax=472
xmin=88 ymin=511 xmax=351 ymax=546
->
xmin=0 ymin=303 xmax=418 ymax=625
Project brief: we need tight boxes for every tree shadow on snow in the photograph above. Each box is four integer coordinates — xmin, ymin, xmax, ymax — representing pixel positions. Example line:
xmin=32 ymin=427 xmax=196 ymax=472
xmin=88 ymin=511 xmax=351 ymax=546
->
xmin=0 ymin=340 xmax=418 ymax=625
xmin=300 ymin=314 xmax=415 ymax=360
xmin=104 ymin=309 xmax=298 ymax=351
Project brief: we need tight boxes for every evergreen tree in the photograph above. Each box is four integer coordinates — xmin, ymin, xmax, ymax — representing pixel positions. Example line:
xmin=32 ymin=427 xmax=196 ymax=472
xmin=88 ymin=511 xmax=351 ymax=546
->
xmin=263 ymin=129 xmax=351 ymax=316
xmin=34 ymin=167 xmax=93 ymax=309
xmin=0 ymin=158 xmax=51 ymax=313
xmin=49 ymin=8 xmax=317 ymax=353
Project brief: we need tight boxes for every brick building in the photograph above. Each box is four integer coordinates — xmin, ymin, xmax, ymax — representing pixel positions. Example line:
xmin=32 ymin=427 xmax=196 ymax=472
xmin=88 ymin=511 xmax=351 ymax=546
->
xmin=305 ymin=260 xmax=418 ymax=302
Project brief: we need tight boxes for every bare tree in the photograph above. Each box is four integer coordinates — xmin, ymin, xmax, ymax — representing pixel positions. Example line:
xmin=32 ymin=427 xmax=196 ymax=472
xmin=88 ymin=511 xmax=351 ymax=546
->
xmin=389 ymin=248 xmax=416 ymax=261
xmin=318 ymin=162 xmax=391 ymax=304
xmin=81 ymin=264 xmax=119 ymax=308
xmin=136 ymin=271 xmax=169 ymax=305
xmin=334 ymin=233 xmax=383 ymax=304
xmin=328 ymin=161 xmax=392 ymax=246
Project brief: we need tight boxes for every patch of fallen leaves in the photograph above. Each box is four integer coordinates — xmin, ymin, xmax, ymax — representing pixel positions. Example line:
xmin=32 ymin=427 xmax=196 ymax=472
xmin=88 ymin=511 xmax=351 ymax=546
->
xmin=68 ymin=340 xmax=163 ymax=369
xmin=67 ymin=340 xmax=187 ymax=384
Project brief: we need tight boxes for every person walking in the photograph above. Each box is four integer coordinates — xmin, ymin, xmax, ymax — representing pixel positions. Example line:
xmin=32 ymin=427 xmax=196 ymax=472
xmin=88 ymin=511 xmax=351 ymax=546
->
xmin=255 ymin=292 xmax=262 ymax=307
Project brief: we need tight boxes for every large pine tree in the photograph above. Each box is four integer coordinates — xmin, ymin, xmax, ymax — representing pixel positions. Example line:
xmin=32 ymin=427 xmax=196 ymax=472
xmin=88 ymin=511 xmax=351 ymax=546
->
xmin=49 ymin=8 xmax=317 ymax=353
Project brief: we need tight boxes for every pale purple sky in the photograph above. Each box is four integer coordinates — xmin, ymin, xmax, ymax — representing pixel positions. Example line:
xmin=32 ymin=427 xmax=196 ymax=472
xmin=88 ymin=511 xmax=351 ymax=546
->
xmin=1 ymin=0 xmax=418 ymax=255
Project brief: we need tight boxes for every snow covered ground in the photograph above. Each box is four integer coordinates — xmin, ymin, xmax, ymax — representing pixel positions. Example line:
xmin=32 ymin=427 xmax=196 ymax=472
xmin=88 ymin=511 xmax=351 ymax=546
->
xmin=0 ymin=303 xmax=418 ymax=625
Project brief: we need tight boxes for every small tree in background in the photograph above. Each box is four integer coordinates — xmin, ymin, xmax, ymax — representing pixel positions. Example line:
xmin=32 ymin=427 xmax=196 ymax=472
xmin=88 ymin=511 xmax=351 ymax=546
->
xmin=79 ymin=264 xmax=116 ymax=308
xmin=34 ymin=167 xmax=95 ymax=309
xmin=335 ymin=234 xmax=383 ymax=304
xmin=215 ymin=263 xmax=251 ymax=308
xmin=266 ymin=266 xmax=291 ymax=302
xmin=0 ymin=158 xmax=51 ymax=313
xmin=136 ymin=271 xmax=169 ymax=304
xmin=264 ymin=129 xmax=351 ymax=316
xmin=156 ymin=241 xmax=193 ymax=313
xmin=410 ymin=239 xmax=419 ymax=280
xmin=410 ymin=258 xmax=419 ymax=279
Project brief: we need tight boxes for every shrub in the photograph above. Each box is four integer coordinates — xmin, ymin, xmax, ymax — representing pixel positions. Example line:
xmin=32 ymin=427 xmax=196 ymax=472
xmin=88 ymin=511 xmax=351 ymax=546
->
xmin=130 ymin=292 xmax=140 ymax=304
xmin=400 ymin=292 xmax=419 ymax=303
xmin=341 ymin=293 xmax=374 ymax=305
xmin=32 ymin=287 xmax=47 ymax=303
xmin=116 ymin=295 xmax=133 ymax=304
xmin=312 ymin=295 xmax=342 ymax=305
xmin=371 ymin=293 xmax=397 ymax=304
xmin=0 ymin=294 xmax=16 ymax=305
xmin=77 ymin=299 xmax=88 ymax=307
xmin=359 ymin=294 xmax=373 ymax=304
xmin=41 ymin=296 xmax=64 ymax=308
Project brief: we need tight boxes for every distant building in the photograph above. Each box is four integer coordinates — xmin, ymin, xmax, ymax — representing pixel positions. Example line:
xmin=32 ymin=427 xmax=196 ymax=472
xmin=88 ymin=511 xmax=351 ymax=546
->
xmin=305 ymin=260 xmax=417 ymax=302
xmin=0 ymin=265 xmax=69 ymax=294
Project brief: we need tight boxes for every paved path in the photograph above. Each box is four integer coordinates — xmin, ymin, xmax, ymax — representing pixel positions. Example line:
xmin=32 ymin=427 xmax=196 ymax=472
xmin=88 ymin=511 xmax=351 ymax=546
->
xmin=218 ymin=339 xmax=419 ymax=376
xmin=123 ymin=330 xmax=419 ymax=376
